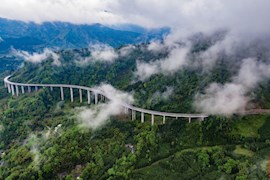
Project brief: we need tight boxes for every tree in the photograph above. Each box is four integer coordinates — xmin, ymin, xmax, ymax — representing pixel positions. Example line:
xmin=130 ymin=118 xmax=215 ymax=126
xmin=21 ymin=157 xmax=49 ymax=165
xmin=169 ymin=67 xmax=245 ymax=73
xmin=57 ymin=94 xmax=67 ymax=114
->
xmin=223 ymin=159 xmax=239 ymax=174
xmin=197 ymin=150 xmax=210 ymax=170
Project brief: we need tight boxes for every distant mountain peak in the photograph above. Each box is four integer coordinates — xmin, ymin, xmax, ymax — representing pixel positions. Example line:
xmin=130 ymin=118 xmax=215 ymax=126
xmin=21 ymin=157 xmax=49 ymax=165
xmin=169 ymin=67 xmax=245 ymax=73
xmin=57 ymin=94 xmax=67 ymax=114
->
xmin=0 ymin=17 xmax=169 ymax=53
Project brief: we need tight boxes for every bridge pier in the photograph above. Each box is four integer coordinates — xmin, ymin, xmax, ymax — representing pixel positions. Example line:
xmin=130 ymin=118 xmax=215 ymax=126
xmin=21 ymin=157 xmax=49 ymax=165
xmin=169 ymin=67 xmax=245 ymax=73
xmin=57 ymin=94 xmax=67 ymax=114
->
xmin=99 ymin=94 xmax=102 ymax=103
xmin=124 ymin=107 xmax=128 ymax=114
xmin=151 ymin=114 xmax=154 ymax=126
xmin=7 ymin=84 xmax=11 ymax=93
xmin=163 ymin=116 xmax=166 ymax=124
xmin=15 ymin=85 xmax=19 ymax=96
xmin=11 ymin=85 xmax=15 ymax=96
xmin=87 ymin=91 xmax=91 ymax=104
xmin=79 ymin=89 xmax=83 ymax=103
xmin=95 ymin=93 xmax=98 ymax=104
xmin=70 ymin=88 xmax=74 ymax=102
xmin=60 ymin=87 xmax=64 ymax=101
xmin=132 ymin=110 xmax=136 ymax=121
xmin=3 ymin=76 xmax=209 ymax=124
xmin=99 ymin=95 xmax=102 ymax=102
xmin=21 ymin=86 xmax=25 ymax=94
xmin=141 ymin=112 xmax=144 ymax=123
xmin=101 ymin=95 xmax=105 ymax=102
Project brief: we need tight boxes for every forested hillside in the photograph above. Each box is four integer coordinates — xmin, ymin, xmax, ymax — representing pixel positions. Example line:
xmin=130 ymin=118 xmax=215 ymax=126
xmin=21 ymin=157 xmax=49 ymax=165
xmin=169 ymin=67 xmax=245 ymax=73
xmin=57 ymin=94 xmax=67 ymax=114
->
xmin=0 ymin=82 xmax=269 ymax=179
xmin=0 ymin=38 xmax=270 ymax=179
xmin=10 ymin=42 xmax=270 ymax=113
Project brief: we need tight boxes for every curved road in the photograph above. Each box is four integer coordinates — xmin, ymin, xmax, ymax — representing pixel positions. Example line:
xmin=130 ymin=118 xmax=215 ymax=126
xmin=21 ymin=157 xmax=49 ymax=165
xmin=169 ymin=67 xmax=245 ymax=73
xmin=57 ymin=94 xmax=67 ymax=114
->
xmin=4 ymin=75 xmax=208 ymax=125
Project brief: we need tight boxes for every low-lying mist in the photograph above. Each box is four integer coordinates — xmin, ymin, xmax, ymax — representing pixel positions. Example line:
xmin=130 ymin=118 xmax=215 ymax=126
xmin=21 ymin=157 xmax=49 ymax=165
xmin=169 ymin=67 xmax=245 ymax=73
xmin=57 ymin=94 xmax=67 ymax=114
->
xmin=76 ymin=84 xmax=134 ymax=130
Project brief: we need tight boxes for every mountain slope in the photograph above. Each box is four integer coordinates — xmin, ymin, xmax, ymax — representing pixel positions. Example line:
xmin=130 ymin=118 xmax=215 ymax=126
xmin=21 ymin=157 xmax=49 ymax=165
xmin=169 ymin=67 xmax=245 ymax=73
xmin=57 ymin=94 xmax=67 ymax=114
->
xmin=0 ymin=18 xmax=168 ymax=53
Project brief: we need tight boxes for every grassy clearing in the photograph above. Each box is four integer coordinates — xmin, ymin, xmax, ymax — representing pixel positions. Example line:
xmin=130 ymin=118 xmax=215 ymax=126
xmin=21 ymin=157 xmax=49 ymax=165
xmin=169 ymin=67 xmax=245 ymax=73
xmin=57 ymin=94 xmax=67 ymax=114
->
xmin=233 ymin=145 xmax=254 ymax=157
xmin=231 ymin=115 xmax=268 ymax=138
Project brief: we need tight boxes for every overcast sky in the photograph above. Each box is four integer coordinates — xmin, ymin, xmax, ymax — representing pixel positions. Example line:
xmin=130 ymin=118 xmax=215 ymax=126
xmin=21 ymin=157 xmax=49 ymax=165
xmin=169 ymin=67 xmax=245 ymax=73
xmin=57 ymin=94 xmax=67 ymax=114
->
xmin=0 ymin=0 xmax=270 ymax=35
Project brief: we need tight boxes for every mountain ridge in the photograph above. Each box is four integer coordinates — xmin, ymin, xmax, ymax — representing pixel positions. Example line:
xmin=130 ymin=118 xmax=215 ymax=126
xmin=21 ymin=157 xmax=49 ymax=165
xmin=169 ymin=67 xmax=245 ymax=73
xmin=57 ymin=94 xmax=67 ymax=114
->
xmin=0 ymin=17 xmax=169 ymax=53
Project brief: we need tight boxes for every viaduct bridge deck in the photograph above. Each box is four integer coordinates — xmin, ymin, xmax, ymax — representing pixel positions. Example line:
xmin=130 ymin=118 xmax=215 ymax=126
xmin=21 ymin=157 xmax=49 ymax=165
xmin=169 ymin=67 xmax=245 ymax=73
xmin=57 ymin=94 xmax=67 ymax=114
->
xmin=4 ymin=75 xmax=208 ymax=125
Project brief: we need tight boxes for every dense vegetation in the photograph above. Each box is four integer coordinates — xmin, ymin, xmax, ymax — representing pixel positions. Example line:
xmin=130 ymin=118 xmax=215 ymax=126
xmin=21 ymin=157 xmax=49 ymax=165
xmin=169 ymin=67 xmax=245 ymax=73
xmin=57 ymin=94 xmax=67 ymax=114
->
xmin=0 ymin=43 xmax=270 ymax=179
xmin=0 ymin=89 xmax=269 ymax=179
xmin=11 ymin=45 xmax=270 ymax=112
xmin=0 ymin=55 xmax=22 ymax=74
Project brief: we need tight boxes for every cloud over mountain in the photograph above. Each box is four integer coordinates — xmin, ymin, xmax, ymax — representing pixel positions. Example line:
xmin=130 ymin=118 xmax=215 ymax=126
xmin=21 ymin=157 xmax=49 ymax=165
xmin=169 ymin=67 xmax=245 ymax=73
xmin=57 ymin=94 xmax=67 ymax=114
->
xmin=13 ymin=48 xmax=61 ymax=66
xmin=77 ymin=84 xmax=134 ymax=130
xmin=194 ymin=58 xmax=270 ymax=115
xmin=0 ymin=0 xmax=270 ymax=34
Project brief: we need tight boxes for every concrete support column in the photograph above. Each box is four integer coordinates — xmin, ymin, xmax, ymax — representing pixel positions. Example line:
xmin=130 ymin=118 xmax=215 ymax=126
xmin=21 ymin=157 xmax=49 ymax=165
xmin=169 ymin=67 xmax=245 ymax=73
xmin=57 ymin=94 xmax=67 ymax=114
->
xmin=50 ymin=86 xmax=53 ymax=91
xmin=99 ymin=94 xmax=101 ymax=102
xmin=35 ymin=86 xmax=38 ymax=91
xmin=141 ymin=112 xmax=144 ymax=123
xmin=79 ymin=89 xmax=82 ymax=103
xmin=21 ymin=86 xmax=25 ymax=94
xmin=132 ymin=110 xmax=135 ymax=121
xmin=95 ymin=93 xmax=98 ymax=104
xmin=87 ymin=91 xmax=91 ymax=104
xmin=70 ymin=88 xmax=73 ymax=102
xmin=28 ymin=86 xmax=31 ymax=93
xmin=188 ymin=117 xmax=191 ymax=123
xmin=15 ymin=85 xmax=19 ymax=96
xmin=99 ymin=95 xmax=102 ymax=102
xmin=7 ymin=84 xmax=11 ymax=93
xmin=11 ymin=85 xmax=15 ymax=96
xmin=163 ymin=116 xmax=166 ymax=124
xmin=201 ymin=117 xmax=205 ymax=121
xmin=124 ymin=107 xmax=128 ymax=114
xmin=151 ymin=114 xmax=154 ymax=126
xmin=60 ymin=87 xmax=64 ymax=101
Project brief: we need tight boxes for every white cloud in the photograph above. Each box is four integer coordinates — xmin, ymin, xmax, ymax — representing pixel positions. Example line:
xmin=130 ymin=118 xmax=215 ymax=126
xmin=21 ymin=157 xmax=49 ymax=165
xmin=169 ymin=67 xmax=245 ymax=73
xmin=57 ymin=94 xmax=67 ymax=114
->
xmin=161 ymin=87 xmax=174 ymax=100
xmin=195 ymin=33 xmax=238 ymax=71
xmin=234 ymin=59 xmax=270 ymax=89
xmin=91 ymin=44 xmax=118 ymax=62
xmin=26 ymin=134 xmax=41 ymax=168
xmin=119 ymin=45 xmax=135 ymax=57
xmin=0 ymin=0 xmax=124 ymax=25
xmin=194 ymin=58 xmax=270 ymax=115
xmin=159 ymin=45 xmax=190 ymax=73
xmin=134 ymin=61 xmax=160 ymax=81
xmin=0 ymin=0 xmax=269 ymax=34
xmin=134 ymin=45 xmax=190 ymax=81
xmin=194 ymin=83 xmax=248 ymax=115
xmin=25 ymin=125 xmax=62 ymax=168
xmin=76 ymin=44 xmax=118 ymax=65
xmin=77 ymin=84 xmax=133 ymax=129
xmin=152 ymin=86 xmax=174 ymax=105
xmin=1 ymin=0 xmax=270 ymax=117
xmin=147 ymin=40 xmax=164 ymax=52
xmin=13 ymin=48 xmax=61 ymax=66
